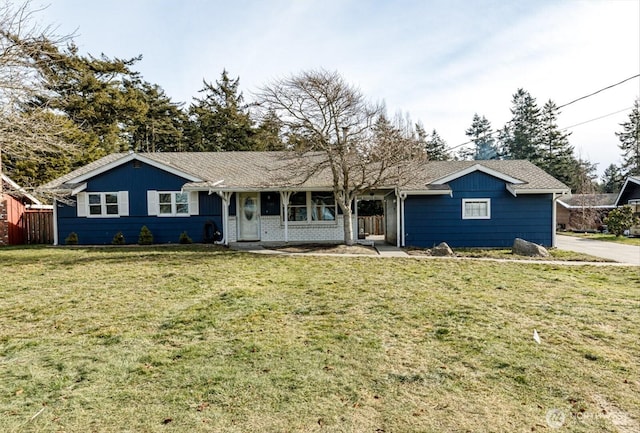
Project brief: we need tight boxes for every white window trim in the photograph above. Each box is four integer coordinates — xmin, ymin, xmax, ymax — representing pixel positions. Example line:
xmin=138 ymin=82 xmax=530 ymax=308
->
xmin=78 ymin=191 xmax=128 ymax=218
xmin=462 ymin=198 xmax=491 ymax=220
xmin=283 ymin=191 xmax=337 ymax=225
xmin=147 ymin=190 xmax=199 ymax=217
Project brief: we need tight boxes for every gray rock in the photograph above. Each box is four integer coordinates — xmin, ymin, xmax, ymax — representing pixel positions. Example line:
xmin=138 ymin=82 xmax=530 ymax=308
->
xmin=431 ymin=242 xmax=454 ymax=256
xmin=512 ymin=238 xmax=550 ymax=257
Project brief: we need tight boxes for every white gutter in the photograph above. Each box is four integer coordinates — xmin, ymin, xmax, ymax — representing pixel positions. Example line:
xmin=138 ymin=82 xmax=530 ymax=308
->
xmin=70 ymin=183 xmax=87 ymax=196
xmin=400 ymin=192 xmax=407 ymax=247
xmin=395 ymin=188 xmax=401 ymax=247
xmin=53 ymin=200 xmax=59 ymax=246
xmin=507 ymin=184 xmax=570 ymax=197
xmin=551 ymin=192 xmax=563 ymax=248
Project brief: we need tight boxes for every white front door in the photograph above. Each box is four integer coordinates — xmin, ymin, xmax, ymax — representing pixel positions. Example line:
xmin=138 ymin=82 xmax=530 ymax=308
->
xmin=238 ymin=192 xmax=260 ymax=241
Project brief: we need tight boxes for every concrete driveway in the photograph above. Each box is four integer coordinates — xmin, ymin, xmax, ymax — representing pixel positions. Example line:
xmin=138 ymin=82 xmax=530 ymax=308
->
xmin=556 ymin=235 xmax=640 ymax=265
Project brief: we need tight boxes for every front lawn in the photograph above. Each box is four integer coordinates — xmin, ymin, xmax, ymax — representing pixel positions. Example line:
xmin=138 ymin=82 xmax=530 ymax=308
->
xmin=1 ymin=246 xmax=638 ymax=432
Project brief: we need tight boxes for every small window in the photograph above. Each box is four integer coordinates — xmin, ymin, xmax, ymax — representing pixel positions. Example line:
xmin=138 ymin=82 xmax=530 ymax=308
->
xmin=311 ymin=192 xmax=335 ymax=221
xmin=462 ymin=199 xmax=491 ymax=220
xmin=287 ymin=192 xmax=308 ymax=222
xmin=158 ymin=191 xmax=190 ymax=216
xmin=285 ymin=191 xmax=337 ymax=223
xmin=88 ymin=192 xmax=120 ymax=217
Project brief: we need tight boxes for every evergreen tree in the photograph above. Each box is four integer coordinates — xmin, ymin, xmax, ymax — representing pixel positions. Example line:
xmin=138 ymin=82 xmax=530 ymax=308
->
xmin=538 ymin=100 xmax=576 ymax=187
xmin=423 ymin=128 xmax=450 ymax=161
xmin=186 ymin=70 xmax=255 ymax=151
xmin=600 ymin=163 xmax=624 ymax=193
xmin=616 ymin=98 xmax=640 ymax=177
xmin=26 ymin=42 xmax=146 ymax=158
xmin=499 ymin=89 xmax=544 ymax=164
xmin=129 ymin=82 xmax=187 ymax=152
xmin=570 ymin=157 xmax=599 ymax=194
xmin=253 ymin=108 xmax=285 ymax=150
xmin=465 ymin=113 xmax=498 ymax=160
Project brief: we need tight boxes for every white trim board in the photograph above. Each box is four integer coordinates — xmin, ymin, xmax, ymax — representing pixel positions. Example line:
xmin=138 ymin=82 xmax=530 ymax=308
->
xmin=432 ymin=164 xmax=525 ymax=186
xmin=67 ymin=153 xmax=202 ymax=184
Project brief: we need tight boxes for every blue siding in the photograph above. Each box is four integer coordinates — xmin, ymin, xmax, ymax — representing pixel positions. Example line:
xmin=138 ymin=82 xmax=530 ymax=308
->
xmin=404 ymin=171 xmax=553 ymax=248
xmin=56 ymin=161 xmax=223 ymax=245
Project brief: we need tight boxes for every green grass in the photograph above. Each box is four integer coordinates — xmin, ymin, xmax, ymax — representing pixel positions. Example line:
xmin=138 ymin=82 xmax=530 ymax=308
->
xmin=1 ymin=246 xmax=639 ymax=432
xmin=559 ymin=232 xmax=640 ymax=246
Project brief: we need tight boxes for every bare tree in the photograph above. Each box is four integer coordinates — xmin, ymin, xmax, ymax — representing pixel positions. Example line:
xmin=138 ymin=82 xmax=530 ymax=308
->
xmin=258 ymin=69 xmax=423 ymax=245
xmin=0 ymin=1 xmax=75 ymax=193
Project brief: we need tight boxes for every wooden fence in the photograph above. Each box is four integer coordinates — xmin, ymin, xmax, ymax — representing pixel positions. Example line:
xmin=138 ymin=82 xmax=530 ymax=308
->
xmin=24 ymin=209 xmax=54 ymax=244
xmin=357 ymin=215 xmax=384 ymax=236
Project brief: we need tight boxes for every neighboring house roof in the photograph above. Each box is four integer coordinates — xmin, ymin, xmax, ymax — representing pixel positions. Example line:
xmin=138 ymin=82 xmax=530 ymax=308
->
xmin=41 ymin=151 xmax=570 ymax=195
xmin=557 ymin=193 xmax=618 ymax=209
xmin=2 ymin=173 xmax=43 ymax=205
xmin=614 ymin=176 xmax=640 ymax=206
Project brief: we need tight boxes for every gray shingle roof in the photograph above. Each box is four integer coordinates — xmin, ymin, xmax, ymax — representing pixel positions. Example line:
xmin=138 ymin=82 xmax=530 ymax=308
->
xmin=404 ymin=159 xmax=569 ymax=192
xmin=558 ymin=193 xmax=618 ymax=208
xmin=41 ymin=151 xmax=570 ymax=193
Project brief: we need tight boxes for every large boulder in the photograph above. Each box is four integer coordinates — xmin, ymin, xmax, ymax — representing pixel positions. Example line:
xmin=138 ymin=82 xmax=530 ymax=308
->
xmin=431 ymin=242 xmax=454 ymax=257
xmin=512 ymin=238 xmax=550 ymax=257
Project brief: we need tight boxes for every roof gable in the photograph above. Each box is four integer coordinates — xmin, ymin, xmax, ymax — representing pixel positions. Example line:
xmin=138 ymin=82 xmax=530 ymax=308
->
xmin=1 ymin=174 xmax=42 ymax=205
xmin=68 ymin=153 xmax=203 ymax=184
xmin=431 ymin=163 xmax=525 ymax=186
xmin=615 ymin=176 xmax=640 ymax=206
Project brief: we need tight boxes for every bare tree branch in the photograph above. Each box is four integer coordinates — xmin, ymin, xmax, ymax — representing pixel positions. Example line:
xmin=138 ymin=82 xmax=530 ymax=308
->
xmin=0 ymin=1 xmax=76 ymax=196
xmin=257 ymin=69 xmax=424 ymax=245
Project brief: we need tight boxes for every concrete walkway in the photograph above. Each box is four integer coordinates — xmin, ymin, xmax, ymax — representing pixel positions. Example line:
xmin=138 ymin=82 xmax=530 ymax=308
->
xmin=374 ymin=243 xmax=410 ymax=257
xmin=556 ymin=235 xmax=640 ymax=266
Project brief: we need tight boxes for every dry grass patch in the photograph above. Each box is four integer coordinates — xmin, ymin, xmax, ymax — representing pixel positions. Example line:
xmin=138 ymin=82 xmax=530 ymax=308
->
xmin=270 ymin=243 xmax=378 ymax=255
xmin=407 ymin=247 xmax=611 ymax=262
xmin=0 ymin=246 xmax=638 ymax=432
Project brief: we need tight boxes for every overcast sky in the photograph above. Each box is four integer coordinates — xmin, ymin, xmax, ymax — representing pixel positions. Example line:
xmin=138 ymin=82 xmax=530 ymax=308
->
xmin=36 ymin=0 xmax=640 ymax=176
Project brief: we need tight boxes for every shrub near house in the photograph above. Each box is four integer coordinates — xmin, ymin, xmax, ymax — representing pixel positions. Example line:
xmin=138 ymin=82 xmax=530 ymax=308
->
xmin=604 ymin=205 xmax=640 ymax=236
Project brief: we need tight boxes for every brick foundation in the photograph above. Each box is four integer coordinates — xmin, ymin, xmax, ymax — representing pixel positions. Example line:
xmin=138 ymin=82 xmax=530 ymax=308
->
xmin=0 ymin=198 xmax=8 ymax=246
xmin=227 ymin=215 xmax=348 ymax=243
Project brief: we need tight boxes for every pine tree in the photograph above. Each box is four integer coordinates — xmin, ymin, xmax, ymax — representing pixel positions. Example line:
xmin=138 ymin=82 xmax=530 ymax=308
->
xmin=499 ymin=89 xmax=544 ymax=164
xmin=616 ymin=98 xmax=640 ymax=177
xmin=129 ymin=82 xmax=186 ymax=152
xmin=424 ymin=129 xmax=449 ymax=161
xmin=539 ymin=100 xmax=577 ymax=187
xmin=465 ymin=113 xmax=498 ymax=160
xmin=253 ymin=108 xmax=284 ymax=150
xmin=600 ymin=163 xmax=624 ymax=193
xmin=186 ymin=70 xmax=255 ymax=151
xmin=26 ymin=42 xmax=146 ymax=157
xmin=415 ymin=122 xmax=449 ymax=161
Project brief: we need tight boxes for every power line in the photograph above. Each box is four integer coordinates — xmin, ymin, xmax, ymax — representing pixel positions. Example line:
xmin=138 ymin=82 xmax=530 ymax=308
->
xmin=448 ymin=73 xmax=640 ymax=151
xmin=560 ymin=107 xmax=633 ymax=131
xmin=557 ymin=74 xmax=640 ymax=109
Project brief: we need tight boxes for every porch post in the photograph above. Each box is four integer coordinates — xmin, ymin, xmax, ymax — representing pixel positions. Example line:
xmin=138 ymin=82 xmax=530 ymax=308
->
xmin=395 ymin=189 xmax=401 ymax=248
xmin=398 ymin=191 xmax=407 ymax=247
xmin=280 ymin=191 xmax=292 ymax=243
xmin=214 ymin=190 xmax=233 ymax=246
xmin=354 ymin=197 xmax=359 ymax=241
xmin=53 ymin=199 xmax=59 ymax=246
xmin=551 ymin=193 xmax=557 ymax=247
